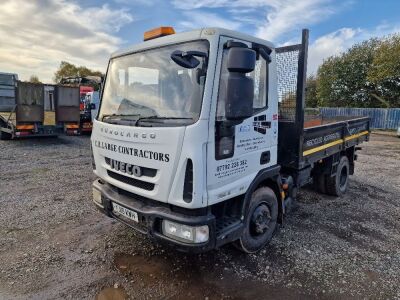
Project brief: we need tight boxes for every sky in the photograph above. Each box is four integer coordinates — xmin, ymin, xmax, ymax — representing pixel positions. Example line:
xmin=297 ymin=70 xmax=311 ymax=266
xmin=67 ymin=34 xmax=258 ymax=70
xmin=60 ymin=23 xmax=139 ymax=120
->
xmin=0 ymin=0 xmax=399 ymax=82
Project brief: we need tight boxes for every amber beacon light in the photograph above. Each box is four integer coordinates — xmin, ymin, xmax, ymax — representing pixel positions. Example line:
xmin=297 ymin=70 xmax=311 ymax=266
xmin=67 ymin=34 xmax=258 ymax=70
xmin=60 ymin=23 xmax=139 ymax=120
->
xmin=144 ymin=26 xmax=175 ymax=41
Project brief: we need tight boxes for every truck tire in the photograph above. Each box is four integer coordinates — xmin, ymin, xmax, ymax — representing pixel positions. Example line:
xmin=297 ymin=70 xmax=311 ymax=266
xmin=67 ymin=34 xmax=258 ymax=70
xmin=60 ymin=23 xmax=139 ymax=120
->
xmin=0 ymin=129 xmax=12 ymax=140
xmin=236 ymin=187 xmax=278 ymax=253
xmin=326 ymin=156 xmax=349 ymax=197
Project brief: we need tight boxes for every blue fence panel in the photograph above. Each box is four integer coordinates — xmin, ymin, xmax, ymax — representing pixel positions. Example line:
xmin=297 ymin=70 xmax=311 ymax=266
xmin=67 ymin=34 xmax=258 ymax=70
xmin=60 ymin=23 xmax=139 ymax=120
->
xmin=318 ymin=108 xmax=400 ymax=129
xmin=387 ymin=108 xmax=400 ymax=129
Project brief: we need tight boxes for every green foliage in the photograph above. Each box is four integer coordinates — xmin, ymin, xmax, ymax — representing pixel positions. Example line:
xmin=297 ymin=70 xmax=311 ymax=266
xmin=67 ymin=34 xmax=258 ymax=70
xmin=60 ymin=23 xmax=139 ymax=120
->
xmin=305 ymin=75 xmax=318 ymax=107
xmin=367 ymin=35 xmax=400 ymax=107
xmin=316 ymin=39 xmax=381 ymax=108
xmin=53 ymin=61 xmax=104 ymax=84
xmin=28 ymin=75 xmax=41 ymax=84
xmin=314 ymin=34 xmax=400 ymax=108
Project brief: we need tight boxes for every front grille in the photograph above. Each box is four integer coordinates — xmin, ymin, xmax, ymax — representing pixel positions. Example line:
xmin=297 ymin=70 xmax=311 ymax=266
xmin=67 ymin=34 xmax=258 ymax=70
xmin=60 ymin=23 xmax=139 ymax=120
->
xmin=107 ymin=170 xmax=155 ymax=191
xmin=105 ymin=157 xmax=157 ymax=177
xmin=115 ymin=186 xmax=208 ymax=216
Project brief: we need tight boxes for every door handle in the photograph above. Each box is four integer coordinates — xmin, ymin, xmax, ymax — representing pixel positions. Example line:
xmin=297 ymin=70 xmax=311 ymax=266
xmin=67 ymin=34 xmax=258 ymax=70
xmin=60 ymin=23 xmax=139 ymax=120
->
xmin=260 ymin=151 xmax=270 ymax=164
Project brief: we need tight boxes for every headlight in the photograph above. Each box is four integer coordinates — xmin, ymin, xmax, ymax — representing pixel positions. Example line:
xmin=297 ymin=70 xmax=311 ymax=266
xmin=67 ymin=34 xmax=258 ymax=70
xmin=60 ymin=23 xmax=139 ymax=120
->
xmin=162 ymin=220 xmax=209 ymax=244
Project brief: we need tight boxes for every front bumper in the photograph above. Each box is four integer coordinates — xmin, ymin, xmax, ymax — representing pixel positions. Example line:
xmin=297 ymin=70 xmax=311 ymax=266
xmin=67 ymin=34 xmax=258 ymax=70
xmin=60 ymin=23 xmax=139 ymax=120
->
xmin=92 ymin=179 xmax=217 ymax=252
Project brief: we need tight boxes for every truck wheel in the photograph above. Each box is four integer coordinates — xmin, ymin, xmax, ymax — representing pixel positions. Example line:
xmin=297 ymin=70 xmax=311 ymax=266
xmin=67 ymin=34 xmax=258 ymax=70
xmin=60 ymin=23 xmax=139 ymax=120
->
xmin=0 ymin=129 xmax=12 ymax=140
xmin=326 ymin=156 xmax=349 ymax=197
xmin=237 ymin=187 xmax=278 ymax=253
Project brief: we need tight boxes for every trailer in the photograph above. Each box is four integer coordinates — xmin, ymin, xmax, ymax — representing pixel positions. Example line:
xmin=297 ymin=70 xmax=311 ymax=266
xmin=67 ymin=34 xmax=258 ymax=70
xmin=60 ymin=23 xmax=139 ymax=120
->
xmin=90 ymin=27 xmax=370 ymax=253
xmin=60 ymin=76 xmax=102 ymax=134
xmin=0 ymin=75 xmax=80 ymax=139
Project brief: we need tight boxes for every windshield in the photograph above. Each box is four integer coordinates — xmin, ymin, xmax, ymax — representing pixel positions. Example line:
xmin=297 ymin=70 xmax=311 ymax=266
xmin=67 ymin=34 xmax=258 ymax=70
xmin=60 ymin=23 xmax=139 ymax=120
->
xmin=99 ymin=40 xmax=209 ymax=126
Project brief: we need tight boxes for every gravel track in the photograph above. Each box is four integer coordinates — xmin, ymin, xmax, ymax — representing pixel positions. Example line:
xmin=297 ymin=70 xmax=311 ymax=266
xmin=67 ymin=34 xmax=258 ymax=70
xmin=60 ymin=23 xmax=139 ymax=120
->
xmin=0 ymin=133 xmax=399 ymax=299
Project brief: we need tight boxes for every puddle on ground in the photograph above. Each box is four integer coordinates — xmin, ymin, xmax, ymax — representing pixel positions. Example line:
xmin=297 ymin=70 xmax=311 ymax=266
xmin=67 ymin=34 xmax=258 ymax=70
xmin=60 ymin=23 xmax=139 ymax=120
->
xmin=111 ymin=252 xmax=312 ymax=300
xmin=114 ymin=252 xmax=170 ymax=283
xmin=95 ymin=287 xmax=128 ymax=300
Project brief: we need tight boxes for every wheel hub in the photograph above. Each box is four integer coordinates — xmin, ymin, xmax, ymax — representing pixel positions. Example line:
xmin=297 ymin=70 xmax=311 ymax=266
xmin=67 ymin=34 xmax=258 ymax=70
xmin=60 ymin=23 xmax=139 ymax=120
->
xmin=250 ymin=204 xmax=271 ymax=235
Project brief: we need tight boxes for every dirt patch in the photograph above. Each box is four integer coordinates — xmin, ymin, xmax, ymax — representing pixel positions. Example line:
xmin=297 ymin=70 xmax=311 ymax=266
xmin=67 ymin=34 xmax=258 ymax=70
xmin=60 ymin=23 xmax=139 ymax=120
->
xmin=96 ymin=287 xmax=128 ymax=300
xmin=0 ymin=134 xmax=399 ymax=299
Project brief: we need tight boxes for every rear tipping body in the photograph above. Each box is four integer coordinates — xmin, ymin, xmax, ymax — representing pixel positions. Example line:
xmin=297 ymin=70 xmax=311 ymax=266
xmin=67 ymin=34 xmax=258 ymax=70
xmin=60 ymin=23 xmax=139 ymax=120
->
xmin=60 ymin=76 xmax=103 ymax=134
xmin=56 ymin=85 xmax=81 ymax=135
xmin=0 ymin=77 xmax=80 ymax=139
xmin=90 ymin=27 xmax=370 ymax=252
xmin=275 ymin=33 xmax=370 ymax=187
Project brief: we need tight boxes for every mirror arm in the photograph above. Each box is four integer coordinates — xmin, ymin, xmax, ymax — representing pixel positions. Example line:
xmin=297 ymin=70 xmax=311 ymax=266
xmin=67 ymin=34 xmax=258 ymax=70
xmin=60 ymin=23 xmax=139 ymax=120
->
xmin=252 ymin=43 xmax=272 ymax=64
xmin=183 ymin=50 xmax=208 ymax=58
xmin=259 ymin=48 xmax=272 ymax=63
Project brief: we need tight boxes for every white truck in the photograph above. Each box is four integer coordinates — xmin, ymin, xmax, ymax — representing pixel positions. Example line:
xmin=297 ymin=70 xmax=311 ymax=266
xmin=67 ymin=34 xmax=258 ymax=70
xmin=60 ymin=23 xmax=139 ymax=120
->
xmin=91 ymin=27 xmax=370 ymax=253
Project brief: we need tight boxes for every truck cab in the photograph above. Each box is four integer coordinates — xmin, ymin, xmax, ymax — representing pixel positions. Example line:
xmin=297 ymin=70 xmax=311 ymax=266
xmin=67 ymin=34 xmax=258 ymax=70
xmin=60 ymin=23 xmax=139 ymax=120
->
xmin=91 ymin=27 xmax=369 ymax=253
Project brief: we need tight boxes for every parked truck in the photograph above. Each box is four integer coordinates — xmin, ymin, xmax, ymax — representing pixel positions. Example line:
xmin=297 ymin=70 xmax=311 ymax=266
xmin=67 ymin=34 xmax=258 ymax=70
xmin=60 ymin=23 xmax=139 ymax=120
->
xmin=0 ymin=73 xmax=80 ymax=139
xmin=90 ymin=27 xmax=370 ymax=253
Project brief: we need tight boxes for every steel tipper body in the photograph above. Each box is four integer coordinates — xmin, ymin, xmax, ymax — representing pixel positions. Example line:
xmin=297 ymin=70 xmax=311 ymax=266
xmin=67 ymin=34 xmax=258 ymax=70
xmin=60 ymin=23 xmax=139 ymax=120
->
xmin=0 ymin=76 xmax=81 ymax=139
xmin=60 ymin=76 xmax=103 ymax=134
xmin=0 ymin=79 xmax=67 ymax=139
xmin=91 ymin=27 xmax=370 ymax=253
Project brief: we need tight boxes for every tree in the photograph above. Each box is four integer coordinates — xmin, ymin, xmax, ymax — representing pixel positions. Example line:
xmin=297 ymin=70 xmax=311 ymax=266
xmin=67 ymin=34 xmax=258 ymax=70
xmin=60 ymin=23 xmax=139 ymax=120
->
xmin=316 ymin=38 xmax=381 ymax=108
xmin=305 ymin=75 xmax=318 ymax=108
xmin=53 ymin=61 xmax=104 ymax=84
xmin=29 ymin=75 xmax=41 ymax=84
xmin=367 ymin=34 xmax=400 ymax=108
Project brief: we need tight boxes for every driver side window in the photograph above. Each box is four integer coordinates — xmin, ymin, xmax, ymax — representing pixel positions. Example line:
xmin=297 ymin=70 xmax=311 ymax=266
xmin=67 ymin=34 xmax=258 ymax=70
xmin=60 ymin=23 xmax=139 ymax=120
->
xmin=216 ymin=48 xmax=268 ymax=120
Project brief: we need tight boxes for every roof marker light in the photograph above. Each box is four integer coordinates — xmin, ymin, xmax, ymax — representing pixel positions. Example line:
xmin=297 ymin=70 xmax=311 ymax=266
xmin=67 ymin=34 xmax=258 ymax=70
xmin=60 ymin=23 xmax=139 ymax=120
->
xmin=144 ymin=26 xmax=175 ymax=41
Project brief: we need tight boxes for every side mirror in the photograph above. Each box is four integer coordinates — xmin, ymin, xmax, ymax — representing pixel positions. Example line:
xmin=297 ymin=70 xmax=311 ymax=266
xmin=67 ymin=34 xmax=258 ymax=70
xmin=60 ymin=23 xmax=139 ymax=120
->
xmin=171 ymin=50 xmax=207 ymax=69
xmin=224 ymin=48 xmax=256 ymax=121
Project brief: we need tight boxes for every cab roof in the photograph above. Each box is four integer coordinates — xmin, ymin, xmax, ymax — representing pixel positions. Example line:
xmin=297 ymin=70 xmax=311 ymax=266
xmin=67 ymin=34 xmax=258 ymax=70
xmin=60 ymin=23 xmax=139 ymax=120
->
xmin=111 ymin=27 xmax=275 ymax=59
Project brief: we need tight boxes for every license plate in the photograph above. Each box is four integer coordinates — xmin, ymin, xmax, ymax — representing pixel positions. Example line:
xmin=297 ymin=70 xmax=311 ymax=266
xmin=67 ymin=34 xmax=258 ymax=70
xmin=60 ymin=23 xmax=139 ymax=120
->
xmin=112 ymin=202 xmax=138 ymax=222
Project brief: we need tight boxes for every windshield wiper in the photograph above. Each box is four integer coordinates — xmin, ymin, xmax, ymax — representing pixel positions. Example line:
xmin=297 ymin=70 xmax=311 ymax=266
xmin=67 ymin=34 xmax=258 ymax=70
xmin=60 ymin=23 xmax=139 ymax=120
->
xmin=135 ymin=115 xmax=194 ymax=126
xmin=136 ymin=116 xmax=193 ymax=123
xmin=138 ymin=116 xmax=193 ymax=120
xmin=102 ymin=113 xmax=140 ymax=121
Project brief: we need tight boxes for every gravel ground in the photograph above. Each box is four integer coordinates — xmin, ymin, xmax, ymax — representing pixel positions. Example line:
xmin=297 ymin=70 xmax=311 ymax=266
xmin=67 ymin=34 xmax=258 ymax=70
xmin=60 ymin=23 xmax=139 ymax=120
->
xmin=0 ymin=133 xmax=399 ymax=300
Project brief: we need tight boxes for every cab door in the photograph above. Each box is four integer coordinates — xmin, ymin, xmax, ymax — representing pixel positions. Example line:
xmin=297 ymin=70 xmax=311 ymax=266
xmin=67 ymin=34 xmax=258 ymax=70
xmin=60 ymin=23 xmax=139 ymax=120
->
xmin=206 ymin=36 xmax=278 ymax=206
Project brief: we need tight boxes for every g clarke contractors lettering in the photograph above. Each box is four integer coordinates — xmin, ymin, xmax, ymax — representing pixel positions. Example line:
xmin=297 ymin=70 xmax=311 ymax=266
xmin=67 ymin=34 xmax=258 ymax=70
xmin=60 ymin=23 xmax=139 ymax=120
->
xmin=94 ymin=140 xmax=170 ymax=162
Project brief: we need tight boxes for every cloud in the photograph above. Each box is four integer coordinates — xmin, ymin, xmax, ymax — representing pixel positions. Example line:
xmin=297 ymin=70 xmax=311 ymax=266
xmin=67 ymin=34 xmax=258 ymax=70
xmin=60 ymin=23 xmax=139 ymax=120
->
xmin=308 ymin=23 xmax=400 ymax=74
xmin=171 ymin=0 xmax=266 ymax=10
xmin=178 ymin=11 xmax=241 ymax=31
xmin=255 ymin=0 xmax=336 ymax=41
xmin=172 ymin=0 xmax=339 ymax=42
xmin=308 ymin=28 xmax=360 ymax=74
xmin=0 ymin=0 xmax=134 ymax=82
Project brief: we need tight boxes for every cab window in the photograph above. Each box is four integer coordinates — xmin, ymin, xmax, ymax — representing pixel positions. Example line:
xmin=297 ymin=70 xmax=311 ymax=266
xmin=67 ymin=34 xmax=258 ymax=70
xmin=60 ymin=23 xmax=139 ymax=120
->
xmin=216 ymin=48 xmax=268 ymax=120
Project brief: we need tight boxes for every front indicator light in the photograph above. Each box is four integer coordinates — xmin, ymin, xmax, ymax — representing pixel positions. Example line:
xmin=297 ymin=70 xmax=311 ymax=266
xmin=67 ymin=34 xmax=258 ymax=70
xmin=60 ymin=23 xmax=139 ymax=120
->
xmin=92 ymin=188 xmax=102 ymax=206
xmin=90 ymin=144 xmax=96 ymax=170
xmin=162 ymin=220 xmax=209 ymax=244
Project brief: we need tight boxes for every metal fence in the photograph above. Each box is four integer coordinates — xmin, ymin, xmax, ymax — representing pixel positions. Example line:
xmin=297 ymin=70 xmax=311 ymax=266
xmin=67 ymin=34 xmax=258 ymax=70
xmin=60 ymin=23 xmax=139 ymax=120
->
xmin=316 ymin=107 xmax=400 ymax=129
